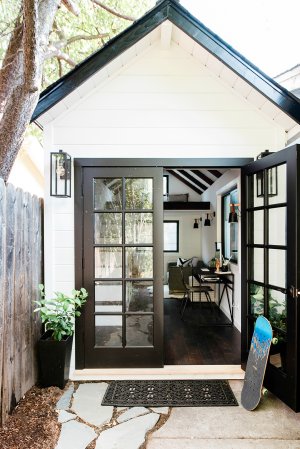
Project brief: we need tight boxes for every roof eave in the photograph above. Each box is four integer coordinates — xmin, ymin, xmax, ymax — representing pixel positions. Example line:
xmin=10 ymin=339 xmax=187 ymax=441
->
xmin=32 ymin=0 xmax=300 ymax=124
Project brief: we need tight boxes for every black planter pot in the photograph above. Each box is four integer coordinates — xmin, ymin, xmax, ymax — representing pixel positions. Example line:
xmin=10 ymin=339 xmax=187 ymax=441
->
xmin=37 ymin=330 xmax=73 ymax=389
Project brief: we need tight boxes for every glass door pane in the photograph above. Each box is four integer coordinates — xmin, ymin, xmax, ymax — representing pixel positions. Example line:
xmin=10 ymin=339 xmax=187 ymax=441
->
xmin=83 ymin=168 xmax=162 ymax=364
xmin=243 ymin=147 xmax=300 ymax=411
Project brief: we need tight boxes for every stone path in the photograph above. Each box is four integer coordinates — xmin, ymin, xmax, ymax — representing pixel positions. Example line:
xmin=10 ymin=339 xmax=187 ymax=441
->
xmin=55 ymin=382 xmax=168 ymax=449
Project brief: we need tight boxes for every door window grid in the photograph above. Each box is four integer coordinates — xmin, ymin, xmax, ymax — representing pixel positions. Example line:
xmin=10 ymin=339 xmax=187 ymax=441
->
xmin=246 ymin=164 xmax=287 ymax=343
xmin=93 ymin=177 xmax=154 ymax=348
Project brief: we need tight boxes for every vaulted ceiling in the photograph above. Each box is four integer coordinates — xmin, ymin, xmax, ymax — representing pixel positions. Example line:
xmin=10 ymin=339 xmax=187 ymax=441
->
xmin=166 ymin=168 xmax=225 ymax=195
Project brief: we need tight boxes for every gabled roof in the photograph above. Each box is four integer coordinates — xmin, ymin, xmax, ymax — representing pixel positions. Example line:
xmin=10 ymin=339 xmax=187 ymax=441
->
xmin=32 ymin=0 xmax=300 ymax=123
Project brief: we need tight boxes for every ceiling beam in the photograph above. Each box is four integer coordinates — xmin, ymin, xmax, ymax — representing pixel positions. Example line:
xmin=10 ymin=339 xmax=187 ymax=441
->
xmin=179 ymin=170 xmax=207 ymax=192
xmin=191 ymin=170 xmax=213 ymax=186
xmin=208 ymin=169 xmax=223 ymax=178
xmin=167 ymin=169 xmax=203 ymax=196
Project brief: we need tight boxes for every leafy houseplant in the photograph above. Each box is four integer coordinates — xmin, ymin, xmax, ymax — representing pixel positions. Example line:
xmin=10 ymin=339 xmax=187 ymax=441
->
xmin=35 ymin=284 xmax=88 ymax=341
xmin=34 ymin=285 xmax=88 ymax=388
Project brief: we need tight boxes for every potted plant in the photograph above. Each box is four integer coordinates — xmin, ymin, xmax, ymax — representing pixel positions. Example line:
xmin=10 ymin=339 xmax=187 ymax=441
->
xmin=34 ymin=284 xmax=88 ymax=388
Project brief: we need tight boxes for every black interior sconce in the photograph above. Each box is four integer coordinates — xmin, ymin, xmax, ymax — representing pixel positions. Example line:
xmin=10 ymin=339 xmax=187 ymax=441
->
xmin=50 ymin=150 xmax=72 ymax=197
xmin=193 ymin=218 xmax=199 ymax=229
xmin=228 ymin=203 xmax=240 ymax=223
xmin=204 ymin=212 xmax=215 ymax=227
xmin=193 ymin=213 xmax=215 ymax=228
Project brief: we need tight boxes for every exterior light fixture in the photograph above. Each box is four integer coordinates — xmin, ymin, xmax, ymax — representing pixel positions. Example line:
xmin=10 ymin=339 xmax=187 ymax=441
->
xmin=256 ymin=150 xmax=277 ymax=198
xmin=50 ymin=150 xmax=71 ymax=197
xmin=228 ymin=203 xmax=240 ymax=223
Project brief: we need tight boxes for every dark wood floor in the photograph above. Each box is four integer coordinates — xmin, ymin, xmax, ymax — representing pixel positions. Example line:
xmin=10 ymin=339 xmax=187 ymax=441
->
xmin=164 ymin=298 xmax=241 ymax=365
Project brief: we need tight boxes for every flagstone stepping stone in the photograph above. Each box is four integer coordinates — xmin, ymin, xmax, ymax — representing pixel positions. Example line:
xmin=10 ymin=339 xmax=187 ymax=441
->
xmin=95 ymin=413 xmax=159 ymax=449
xmin=150 ymin=407 xmax=169 ymax=415
xmin=56 ymin=384 xmax=74 ymax=410
xmin=55 ymin=420 xmax=96 ymax=449
xmin=71 ymin=382 xmax=113 ymax=427
xmin=58 ymin=410 xmax=77 ymax=423
xmin=117 ymin=407 xmax=150 ymax=423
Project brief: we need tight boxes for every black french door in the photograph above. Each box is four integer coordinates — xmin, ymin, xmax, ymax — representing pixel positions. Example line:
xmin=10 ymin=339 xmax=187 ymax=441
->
xmin=242 ymin=144 xmax=300 ymax=411
xmin=76 ymin=166 xmax=163 ymax=368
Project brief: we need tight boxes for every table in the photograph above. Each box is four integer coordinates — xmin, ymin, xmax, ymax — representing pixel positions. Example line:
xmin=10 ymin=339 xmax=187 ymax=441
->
xmin=197 ymin=268 xmax=235 ymax=326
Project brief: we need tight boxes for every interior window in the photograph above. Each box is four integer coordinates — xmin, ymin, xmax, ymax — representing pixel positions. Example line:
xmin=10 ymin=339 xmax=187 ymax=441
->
xmin=164 ymin=220 xmax=179 ymax=252
xmin=163 ymin=175 xmax=169 ymax=197
xmin=222 ymin=188 xmax=238 ymax=263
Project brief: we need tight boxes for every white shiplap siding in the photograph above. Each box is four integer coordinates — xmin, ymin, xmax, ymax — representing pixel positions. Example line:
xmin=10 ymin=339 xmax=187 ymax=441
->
xmin=44 ymin=36 xmax=288 ymax=296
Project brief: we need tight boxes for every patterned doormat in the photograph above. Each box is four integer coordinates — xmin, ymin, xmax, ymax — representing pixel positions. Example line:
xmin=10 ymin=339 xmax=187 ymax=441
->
xmin=101 ymin=380 xmax=238 ymax=407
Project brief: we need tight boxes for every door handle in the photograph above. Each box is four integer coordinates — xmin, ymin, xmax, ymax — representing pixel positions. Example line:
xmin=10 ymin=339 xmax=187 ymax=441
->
xmin=289 ymin=285 xmax=300 ymax=298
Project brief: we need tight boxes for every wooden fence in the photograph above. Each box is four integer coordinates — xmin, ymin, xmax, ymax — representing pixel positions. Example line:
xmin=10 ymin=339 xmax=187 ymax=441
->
xmin=0 ymin=179 xmax=43 ymax=425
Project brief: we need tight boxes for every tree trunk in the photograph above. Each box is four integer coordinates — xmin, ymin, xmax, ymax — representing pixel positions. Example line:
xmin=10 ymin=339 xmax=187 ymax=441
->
xmin=0 ymin=0 xmax=59 ymax=182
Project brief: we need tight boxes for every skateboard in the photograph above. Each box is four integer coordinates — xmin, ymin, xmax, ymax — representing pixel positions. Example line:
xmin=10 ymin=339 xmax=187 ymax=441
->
xmin=241 ymin=316 xmax=272 ymax=411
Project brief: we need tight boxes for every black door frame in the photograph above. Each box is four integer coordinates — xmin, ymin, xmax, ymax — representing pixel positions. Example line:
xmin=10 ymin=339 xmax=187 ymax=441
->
xmin=241 ymin=144 xmax=300 ymax=411
xmin=74 ymin=157 xmax=253 ymax=369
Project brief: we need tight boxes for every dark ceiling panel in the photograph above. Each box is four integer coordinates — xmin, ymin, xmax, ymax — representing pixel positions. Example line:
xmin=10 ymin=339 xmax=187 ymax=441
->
xmin=208 ymin=169 xmax=222 ymax=178
xmin=167 ymin=169 xmax=203 ymax=195
xmin=191 ymin=169 xmax=213 ymax=186
xmin=179 ymin=170 xmax=207 ymax=191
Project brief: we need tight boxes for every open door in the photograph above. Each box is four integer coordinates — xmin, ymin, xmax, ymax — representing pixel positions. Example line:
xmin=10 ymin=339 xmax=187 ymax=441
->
xmin=242 ymin=144 xmax=300 ymax=411
xmin=76 ymin=166 xmax=163 ymax=368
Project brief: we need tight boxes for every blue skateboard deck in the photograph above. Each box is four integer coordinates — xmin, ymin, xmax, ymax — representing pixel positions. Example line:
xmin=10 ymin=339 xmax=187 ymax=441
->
xmin=241 ymin=316 xmax=272 ymax=411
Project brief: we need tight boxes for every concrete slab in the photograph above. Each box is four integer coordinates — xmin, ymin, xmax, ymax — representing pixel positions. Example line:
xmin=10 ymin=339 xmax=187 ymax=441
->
xmin=147 ymin=381 xmax=300 ymax=447
xmin=55 ymin=420 xmax=96 ymax=449
xmin=71 ymin=382 xmax=113 ymax=427
xmin=56 ymin=384 xmax=74 ymax=410
xmin=149 ymin=407 xmax=169 ymax=415
xmin=57 ymin=410 xmax=77 ymax=423
xmin=147 ymin=439 xmax=300 ymax=449
xmin=95 ymin=413 xmax=159 ymax=449
xmin=117 ymin=407 xmax=150 ymax=423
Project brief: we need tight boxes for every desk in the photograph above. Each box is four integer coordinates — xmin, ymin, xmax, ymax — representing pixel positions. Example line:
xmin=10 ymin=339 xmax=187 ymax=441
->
xmin=198 ymin=269 xmax=235 ymax=326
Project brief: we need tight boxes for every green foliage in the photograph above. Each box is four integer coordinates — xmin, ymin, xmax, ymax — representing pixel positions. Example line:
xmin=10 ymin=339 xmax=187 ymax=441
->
xmin=0 ymin=0 xmax=21 ymax=62
xmin=34 ymin=284 xmax=88 ymax=341
xmin=250 ymin=284 xmax=287 ymax=332
xmin=42 ymin=0 xmax=154 ymax=88
xmin=0 ymin=0 xmax=155 ymax=88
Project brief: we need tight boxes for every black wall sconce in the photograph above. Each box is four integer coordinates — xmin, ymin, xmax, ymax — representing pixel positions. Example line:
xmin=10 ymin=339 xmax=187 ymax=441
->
xmin=193 ymin=212 xmax=215 ymax=228
xmin=256 ymin=150 xmax=278 ymax=198
xmin=50 ymin=150 xmax=72 ymax=197
xmin=228 ymin=203 xmax=240 ymax=223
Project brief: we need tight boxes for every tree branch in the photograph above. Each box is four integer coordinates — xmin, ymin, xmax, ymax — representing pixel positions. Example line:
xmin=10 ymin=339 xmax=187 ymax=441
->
xmin=49 ymin=49 xmax=76 ymax=67
xmin=91 ymin=0 xmax=136 ymax=21
xmin=67 ymin=32 xmax=109 ymax=45
xmin=61 ymin=0 xmax=80 ymax=16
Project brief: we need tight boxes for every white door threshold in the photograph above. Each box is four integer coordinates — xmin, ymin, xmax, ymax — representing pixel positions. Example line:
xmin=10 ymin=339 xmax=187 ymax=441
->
xmin=70 ymin=365 xmax=244 ymax=381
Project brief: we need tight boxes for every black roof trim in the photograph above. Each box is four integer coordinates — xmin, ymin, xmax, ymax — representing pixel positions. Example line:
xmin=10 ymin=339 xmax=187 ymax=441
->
xmin=32 ymin=0 xmax=300 ymax=123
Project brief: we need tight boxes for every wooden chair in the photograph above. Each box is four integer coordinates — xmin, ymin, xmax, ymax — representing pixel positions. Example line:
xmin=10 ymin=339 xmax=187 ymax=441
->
xmin=179 ymin=266 xmax=214 ymax=318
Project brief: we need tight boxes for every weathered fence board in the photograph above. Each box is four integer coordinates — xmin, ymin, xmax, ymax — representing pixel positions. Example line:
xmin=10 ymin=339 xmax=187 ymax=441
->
xmin=0 ymin=182 xmax=43 ymax=426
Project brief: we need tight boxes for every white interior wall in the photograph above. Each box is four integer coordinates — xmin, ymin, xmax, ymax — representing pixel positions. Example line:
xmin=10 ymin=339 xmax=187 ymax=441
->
xmin=163 ymin=211 xmax=202 ymax=283
xmin=200 ymin=170 xmax=241 ymax=331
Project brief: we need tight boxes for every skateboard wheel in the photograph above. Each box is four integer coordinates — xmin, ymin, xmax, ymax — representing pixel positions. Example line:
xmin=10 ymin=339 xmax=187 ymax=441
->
xmin=272 ymin=337 xmax=278 ymax=345
xmin=262 ymin=388 xmax=268 ymax=396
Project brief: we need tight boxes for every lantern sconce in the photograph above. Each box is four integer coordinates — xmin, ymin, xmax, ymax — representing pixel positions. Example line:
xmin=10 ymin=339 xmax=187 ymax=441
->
xmin=256 ymin=150 xmax=278 ymax=198
xmin=50 ymin=150 xmax=72 ymax=198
